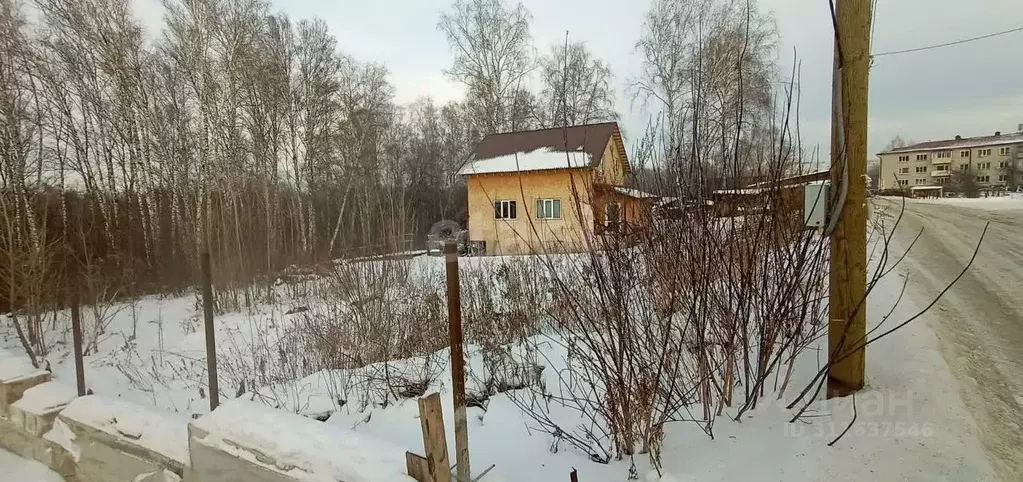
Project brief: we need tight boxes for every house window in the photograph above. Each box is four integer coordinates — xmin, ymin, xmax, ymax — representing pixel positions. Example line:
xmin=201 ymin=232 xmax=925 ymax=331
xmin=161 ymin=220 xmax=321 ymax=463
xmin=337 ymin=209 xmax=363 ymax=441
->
xmin=978 ymin=149 xmax=991 ymax=157
xmin=960 ymin=150 xmax=970 ymax=157
xmin=937 ymin=177 xmax=949 ymax=185
xmin=998 ymin=161 xmax=1007 ymax=168
xmin=935 ymin=164 xmax=949 ymax=171
xmin=999 ymin=174 xmax=1007 ymax=182
xmin=536 ymin=199 xmax=561 ymax=219
xmin=916 ymin=154 xmax=928 ymax=161
xmin=999 ymin=147 xmax=1010 ymax=155
xmin=915 ymin=166 xmax=927 ymax=173
xmin=959 ymin=164 xmax=970 ymax=171
xmin=976 ymin=175 xmax=990 ymax=183
xmin=897 ymin=179 xmax=909 ymax=187
xmin=899 ymin=167 xmax=909 ymax=174
xmin=605 ymin=202 xmax=622 ymax=226
xmin=914 ymin=178 xmax=927 ymax=185
xmin=898 ymin=155 xmax=910 ymax=162
xmin=936 ymin=151 xmax=951 ymax=158
xmin=494 ymin=200 xmax=517 ymax=219
xmin=977 ymin=162 xmax=991 ymax=170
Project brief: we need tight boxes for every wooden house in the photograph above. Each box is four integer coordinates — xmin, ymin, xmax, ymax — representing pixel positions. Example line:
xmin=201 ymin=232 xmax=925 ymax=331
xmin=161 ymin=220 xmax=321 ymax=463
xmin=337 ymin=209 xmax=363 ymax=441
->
xmin=457 ymin=123 xmax=656 ymax=255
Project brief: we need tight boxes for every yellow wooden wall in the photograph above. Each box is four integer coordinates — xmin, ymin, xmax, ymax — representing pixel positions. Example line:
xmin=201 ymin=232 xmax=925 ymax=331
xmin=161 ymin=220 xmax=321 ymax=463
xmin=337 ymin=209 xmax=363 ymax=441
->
xmin=465 ymin=135 xmax=641 ymax=255
xmin=466 ymin=169 xmax=596 ymax=255
xmin=598 ymin=138 xmax=626 ymax=186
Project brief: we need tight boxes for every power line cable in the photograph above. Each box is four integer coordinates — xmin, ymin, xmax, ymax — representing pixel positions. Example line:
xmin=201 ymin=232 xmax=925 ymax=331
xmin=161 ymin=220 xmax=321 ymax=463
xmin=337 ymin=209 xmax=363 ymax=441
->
xmin=873 ymin=26 xmax=1023 ymax=58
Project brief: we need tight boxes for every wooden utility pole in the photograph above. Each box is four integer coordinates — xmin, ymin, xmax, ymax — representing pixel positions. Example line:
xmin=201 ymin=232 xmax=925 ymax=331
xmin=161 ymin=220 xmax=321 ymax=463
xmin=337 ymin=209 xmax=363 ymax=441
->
xmin=828 ymin=0 xmax=871 ymax=398
xmin=444 ymin=242 xmax=470 ymax=481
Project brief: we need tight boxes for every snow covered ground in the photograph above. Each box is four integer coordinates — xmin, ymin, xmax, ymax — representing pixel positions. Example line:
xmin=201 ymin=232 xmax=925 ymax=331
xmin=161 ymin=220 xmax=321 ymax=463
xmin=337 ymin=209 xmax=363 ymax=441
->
xmin=0 ymin=447 xmax=63 ymax=482
xmin=0 ymin=231 xmax=999 ymax=480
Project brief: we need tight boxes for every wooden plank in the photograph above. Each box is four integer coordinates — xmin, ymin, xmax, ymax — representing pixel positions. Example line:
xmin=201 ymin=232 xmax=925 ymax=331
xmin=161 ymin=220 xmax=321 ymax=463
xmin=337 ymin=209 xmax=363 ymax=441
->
xmin=418 ymin=393 xmax=451 ymax=482
xmin=406 ymin=451 xmax=431 ymax=482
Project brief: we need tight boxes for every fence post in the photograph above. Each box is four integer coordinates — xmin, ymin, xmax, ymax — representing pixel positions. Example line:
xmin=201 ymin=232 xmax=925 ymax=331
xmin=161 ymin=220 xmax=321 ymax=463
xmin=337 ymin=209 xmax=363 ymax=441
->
xmin=70 ymin=290 xmax=86 ymax=397
xmin=444 ymin=242 xmax=469 ymax=482
xmin=200 ymin=252 xmax=219 ymax=410
xmin=419 ymin=392 xmax=451 ymax=482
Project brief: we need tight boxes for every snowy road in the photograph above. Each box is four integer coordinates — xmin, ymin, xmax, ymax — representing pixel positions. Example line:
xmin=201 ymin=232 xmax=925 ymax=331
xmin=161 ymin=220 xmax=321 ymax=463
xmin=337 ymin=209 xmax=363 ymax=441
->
xmin=881 ymin=197 xmax=1023 ymax=481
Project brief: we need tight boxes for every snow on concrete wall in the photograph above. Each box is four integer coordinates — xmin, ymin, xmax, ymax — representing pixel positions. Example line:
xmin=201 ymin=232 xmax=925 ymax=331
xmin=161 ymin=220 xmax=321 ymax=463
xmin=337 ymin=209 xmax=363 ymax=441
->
xmin=189 ymin=399 xmax=415 ymax=482
xmin=10 ymin=381 xmax=77 ymax=436
xmin=0 ymin=352 xmax=50 ymax=416
xmin=59 ymin=395 xmax=188 ymax=481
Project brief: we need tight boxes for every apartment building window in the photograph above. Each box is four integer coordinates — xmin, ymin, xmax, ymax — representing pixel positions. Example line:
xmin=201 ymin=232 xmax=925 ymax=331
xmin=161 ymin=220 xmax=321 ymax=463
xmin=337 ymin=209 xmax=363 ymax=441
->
xmin=999 ymin=147 xmax=1011 ymax=155
xmin=535 ymin=199 xmax=562 ymax=219
xmin=914 ymin=178 xmax=927 ymax=185
xmin=916 ymin=154 xmax=928 ymax=161
xmin=494 ymin=200 xmax=517 ymax=219
xmin=915 ymin=166 xmax=927 ymax=173
xmin=999 ymin=175 xmax=1007 ymax=182
xmin=898 ymin=179 xmax=909 ymax=187
xmin=976 ymin=175 xmax=990 ymax=183
xmin=898 ymin=155 xmax=910 ymax=162
xmin=960 ymin=150 xmax=970 ymax=157
xmin=937 ymin=177 xmax=949 ymax=185
xmin=978 ymin=148 xmax=991 ymax=157
xmin=936 ymin=151 xmax=951 ymax=158
xmin=977 ymin=162 xmax=991 ymax=170
xmin=899 ymin=167 xmax=909 ymax=174
xmin=959 ymin=164 xmax=970 ymax=171
xmin=998 ymin=161 xmax=1008 ymax=169
xmin=935 ymin=164 xmax=949 ymax=171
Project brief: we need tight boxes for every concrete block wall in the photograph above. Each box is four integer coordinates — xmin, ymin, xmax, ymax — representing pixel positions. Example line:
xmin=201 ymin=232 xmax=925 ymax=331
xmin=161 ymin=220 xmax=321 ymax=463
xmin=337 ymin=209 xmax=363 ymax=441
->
xmin=1 ymin=359 xmax=415 ymax=482
xmin=0 ymin=359 xmax=188 ymax=481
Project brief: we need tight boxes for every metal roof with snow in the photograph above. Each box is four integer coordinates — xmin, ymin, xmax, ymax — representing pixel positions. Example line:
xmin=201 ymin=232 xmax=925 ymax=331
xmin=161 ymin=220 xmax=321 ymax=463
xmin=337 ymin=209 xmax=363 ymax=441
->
xmin=881 ymin=131 xmax=1023 ymax=155
xmin=457 ymin=122 xmax=625 ymax=175
xmin=611 ymin=186 xmax=659 ymax=199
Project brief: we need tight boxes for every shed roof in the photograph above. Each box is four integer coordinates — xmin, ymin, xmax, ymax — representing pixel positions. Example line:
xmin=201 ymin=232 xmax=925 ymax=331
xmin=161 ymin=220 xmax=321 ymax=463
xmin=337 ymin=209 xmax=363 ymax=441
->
xmin=457 ymin=122 xmax=625 ymax=175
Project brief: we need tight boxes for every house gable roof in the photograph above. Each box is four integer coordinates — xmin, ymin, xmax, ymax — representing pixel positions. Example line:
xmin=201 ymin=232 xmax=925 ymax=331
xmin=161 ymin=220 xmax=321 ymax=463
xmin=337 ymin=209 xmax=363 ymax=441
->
xmin=457 ymin=122 xmax=627 ymax=176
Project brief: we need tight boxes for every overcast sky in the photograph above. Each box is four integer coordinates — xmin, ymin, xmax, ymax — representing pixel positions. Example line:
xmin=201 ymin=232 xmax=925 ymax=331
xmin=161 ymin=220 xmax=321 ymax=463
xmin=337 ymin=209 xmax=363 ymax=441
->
xmin=131 ymin=0 xmax=1023 ymax=158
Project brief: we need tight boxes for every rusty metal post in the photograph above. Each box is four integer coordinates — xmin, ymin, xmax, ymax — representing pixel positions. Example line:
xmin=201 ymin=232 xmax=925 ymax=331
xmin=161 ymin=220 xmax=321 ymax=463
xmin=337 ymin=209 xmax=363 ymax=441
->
xmin=200 ymin=252 xmax=220 ymax=410
xmin=444 ymin=242 xmax=469 ymax=482
xmin=570 ymin=469 xmax=579 ymax=482
xmin=70 ymin=291 xmax=86 ymax=396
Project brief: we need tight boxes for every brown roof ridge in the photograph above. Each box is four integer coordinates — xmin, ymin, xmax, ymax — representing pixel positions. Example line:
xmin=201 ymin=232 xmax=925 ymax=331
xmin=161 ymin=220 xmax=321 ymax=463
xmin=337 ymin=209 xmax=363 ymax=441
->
xmin=486 ymin=122 xmax=619 ymax=137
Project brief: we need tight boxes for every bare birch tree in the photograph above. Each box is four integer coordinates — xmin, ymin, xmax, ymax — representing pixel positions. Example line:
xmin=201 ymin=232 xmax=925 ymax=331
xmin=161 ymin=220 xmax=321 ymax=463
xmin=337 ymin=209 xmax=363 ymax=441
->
xmin=537 ymin=41 xmax=617 ymax=128
xmin=438 ymin=0 xmax=533 ymax=134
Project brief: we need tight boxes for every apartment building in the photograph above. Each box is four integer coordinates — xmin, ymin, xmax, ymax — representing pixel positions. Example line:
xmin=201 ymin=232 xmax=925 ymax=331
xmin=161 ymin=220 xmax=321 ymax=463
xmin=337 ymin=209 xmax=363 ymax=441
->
xmin=878 ymin=128 xmax=1023 ymax=190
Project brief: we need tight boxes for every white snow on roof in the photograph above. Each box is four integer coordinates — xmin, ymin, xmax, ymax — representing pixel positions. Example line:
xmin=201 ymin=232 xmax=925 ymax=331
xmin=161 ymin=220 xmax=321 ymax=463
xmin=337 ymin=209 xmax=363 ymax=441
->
xmin=458 ymin=147 xmax=592 ymax=175
xmin=713 ymin=188 xmax=765 ymax=195
xmin=191 ymin=399 xmax=413 ymax=481
xmin=612 ymin=186 xmax=659 ymax=199
xmin=885 ymin=132 xmax=1023 ymax=154
xmin=910 ymin=185 xmax=943 ymax=191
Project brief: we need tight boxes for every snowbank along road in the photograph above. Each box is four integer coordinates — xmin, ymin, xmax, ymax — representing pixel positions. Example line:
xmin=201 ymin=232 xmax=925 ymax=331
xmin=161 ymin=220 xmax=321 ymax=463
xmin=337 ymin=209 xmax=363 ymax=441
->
xmin=879 ymin=197 xmax=1023 ymax=481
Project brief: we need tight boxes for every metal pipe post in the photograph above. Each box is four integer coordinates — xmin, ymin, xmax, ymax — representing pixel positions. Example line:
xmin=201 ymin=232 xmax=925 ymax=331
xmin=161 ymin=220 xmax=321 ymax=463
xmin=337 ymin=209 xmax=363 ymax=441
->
xmin=444 ymin=242 xmax=470 ymax=481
